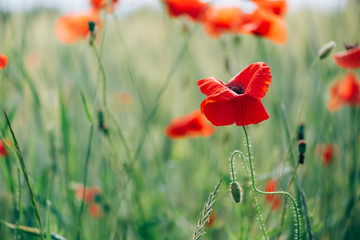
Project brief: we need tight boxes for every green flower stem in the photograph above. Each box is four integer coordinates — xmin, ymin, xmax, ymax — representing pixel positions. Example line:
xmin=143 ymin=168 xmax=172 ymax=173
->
xmin=242 ymin=126 xmax=300 ymax=240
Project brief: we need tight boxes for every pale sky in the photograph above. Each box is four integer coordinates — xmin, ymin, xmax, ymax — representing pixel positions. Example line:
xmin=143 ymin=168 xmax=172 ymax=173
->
xmin=0 ymin=0 xmax=347 ymax=13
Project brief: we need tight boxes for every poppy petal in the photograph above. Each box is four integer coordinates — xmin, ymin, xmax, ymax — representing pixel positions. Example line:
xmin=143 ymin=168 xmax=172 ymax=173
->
xmin=165 ymin=110 xmax=214 ymax=138
xmin=232 ymin=95 xmax=269 ymax=126
xmin=0 ymin=54 xmax=8 ymax=69
xmin=251 ymin=0 xmax=287 ymax=16
xmin=55 ymin=10 xmax=100 ymax=44
xmin=228 ymin=62 xmax=272 ymax=100
xmin=200 ymin=98 xmax=236 ymax=126
xmin=334 ymin=47 xmax=360 ymax=69
xmin=241 ymin=8 xmax=287 ymax=45
xmin=198 ymin=77 xmax=237 ymax=99
xmin=164 ymin=0 xmax=207 ymax=20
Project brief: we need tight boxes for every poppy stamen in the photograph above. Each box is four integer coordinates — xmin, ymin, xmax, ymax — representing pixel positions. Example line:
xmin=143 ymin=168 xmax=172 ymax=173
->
xmin=226 ymin=82 xmax=245 ymax=94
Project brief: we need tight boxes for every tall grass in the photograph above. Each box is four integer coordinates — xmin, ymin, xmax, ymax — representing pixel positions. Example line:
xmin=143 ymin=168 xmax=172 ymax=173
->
xmin=0 ymin=1 xmax=359 ymax=239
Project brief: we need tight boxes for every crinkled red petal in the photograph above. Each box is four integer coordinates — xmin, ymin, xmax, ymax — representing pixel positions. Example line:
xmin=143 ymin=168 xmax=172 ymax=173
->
xmin=334 ymin=47 xmax=360 ymax=69
xmin=198 ymin=77 xmax=237 ymax=100
xmin=228 ymin=62 xmax=272 ymax=101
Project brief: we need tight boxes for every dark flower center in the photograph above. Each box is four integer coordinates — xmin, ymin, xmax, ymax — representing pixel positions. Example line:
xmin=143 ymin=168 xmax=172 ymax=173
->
xmin=226 ymin=82 xmax=245 ymax=94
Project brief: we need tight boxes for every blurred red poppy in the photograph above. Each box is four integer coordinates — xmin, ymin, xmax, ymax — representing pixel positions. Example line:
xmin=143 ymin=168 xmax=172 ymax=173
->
xmin=251 ymin=0 xmax=287 ymax=16
xmin=197 ymin=62 xmax=271 ymax=126
xmin=88 ymin=202 xmax=103 ymax=218
xmin=265 ymin=178 xmax=280 ymax=210
xmin=201 ymin=6 xmax=287 ymax=44
xmin=55 ymin=10 xmax=100 ymax=44
xmin=0 ymin=54 xmax=8 ymax=69
xmin=165 ymin=110 xmax=214 ymax=139
xmin=206 ymin=211 xmax=216 ymax=227
xmin=0 ymin=139 xmax=10 ymax=157
xmin=328 ymin=72 xmax=360 ymax=111
xmin=75 ymin=186 xmax=102 ymax=203
xmin=315 ymin=143 xmax=338 ymax=166
xmin=334 ymin=46 xmax=360 ymax=69
xmin=164 ymin=0 xmax=207 ymax=21
xmin=90 ymin=0 xmax=119 ymax=13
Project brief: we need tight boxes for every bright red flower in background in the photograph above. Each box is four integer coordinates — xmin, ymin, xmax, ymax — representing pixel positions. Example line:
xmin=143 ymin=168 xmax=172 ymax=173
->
xmin=88 ymin=202 xmax=103 ymax=218
xmin=328 ymin=72 xmax=360 ymax=111
xmin=250 ymin=0 xmax=287 ymax=16
xmin=197 ymin=62 xmax=272 ymax=126
xmin=315 ymin=143 xmax=338 ymax=166
xmin=164 ymin=0 xmax=207 ymax=21
xmin=75 ymin=186 xmax=102 ymax=203
xmin=0 ymin=139 xmax=10 ymax=157
xmin=165 ymin=110 xmax=214 ymax=139
xmin=334 ymin=46 xmax=360 ymax=69
xmin=265 ymin=178 xmax=281 ymax=210
xmin=90 ymin=0 xmax=119 ymax=13
xmin=201 ymin=6 xmax=287 ymax=45
xmin=0 ymin=54 xmax=8 ymax=69
xmin=55 ymin=10 xmax=100 ymax=44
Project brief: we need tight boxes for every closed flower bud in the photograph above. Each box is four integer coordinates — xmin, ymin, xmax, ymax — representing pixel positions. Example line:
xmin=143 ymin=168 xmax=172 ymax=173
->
xmin=88 ymin=21 xmax=96 ymax=33
xmin=297 ymin=123 xmax=305 ymax=140
xmin=298 ymin=140 xmax=306 ymax=154
xmin=318 ymin=41 xmax=336 ymax=60
xmin=230 ymin=181 xmax=243 ymax=203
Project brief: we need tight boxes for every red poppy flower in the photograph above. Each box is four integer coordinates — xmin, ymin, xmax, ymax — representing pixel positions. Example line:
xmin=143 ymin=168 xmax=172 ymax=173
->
xmin=55 ymin=10 xmax=100 ymax=44
xmin=164 ymin=0 xmax=207 ymax=21
xmin=206 ymin=211 xmax=216 ymax=227
xmin=0 ymin=139 xmax=10 ymax=157
xmin=165 ymin=110 xmax=214 ymax=139
xmin=328 ymin=72 xmax=360 ymax=111
xmin=197 ymin=62 xmax=271 ymax=126
xmin=90 ymin=0 xmax=119 ymax=12
xmin=88 ymin=202 xmax=103 ymax=218
xmin=250 ymin=0 xmax=287 ymax=16
xmin=201 ymin=6 xmax=287 ymax=45
xmin=240 ymin=8 xmax=287 ymax=45
xmin=315 ymin=143 xmax=338 ymax=166
xmin=75 ymin=186 xmax=102 ymax=203
xmin=201 ymin=6 xmax=244 ymax=37
xmin=0 ymin=54 xmax=8 ymax=69
xmin=334 ymin=46 xmax=360 ymax=69
xmin=265 ymin=178 xmax=280 ymax=210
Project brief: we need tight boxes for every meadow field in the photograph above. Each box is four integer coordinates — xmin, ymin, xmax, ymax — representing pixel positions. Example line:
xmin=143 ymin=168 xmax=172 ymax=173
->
xmin=0 ymin=0 xmax=359 ymax=239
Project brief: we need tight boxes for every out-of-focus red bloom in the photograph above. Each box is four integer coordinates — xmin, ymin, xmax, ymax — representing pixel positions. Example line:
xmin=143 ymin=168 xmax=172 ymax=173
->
xmin=206 ymin=211 xmax=216 ymax=227
xmin=88 ymin=202 xmax=103 ymax=218
xmin=0 ymin=139 xmax=10 ymax=157
xmin=75 ymin=186 xmax=102 ymax=203
xmin=164 ymin=0 xmax=207 ymax=21
xmin=55 ymin=10 xmax=100 ymax=44
xmin=328 ymin=72 xmax=360 ymax=111
xmin=118 ymin=92 xmax=133 ymax=105
xmin=165 ymin=110 xmax=214 ymax=139
xmin=90 ymin=0 xmax=119 ymax=13
xmin=0 ymin=54 xmax=8 ymax=69
xmin=201 ymin=6 xmax=287 ymax=45
xmin=315 ymin=143 xmax=338 ymax=166
xmin=250 ymin=0 xmax=287 ymax=16
xmin=197 ymin=62 xmax=271 ymax=126
xmin=334 ymin=46 xmax=360 ymax=69
xmin=265 ymin=178 xmax=280 ymax=210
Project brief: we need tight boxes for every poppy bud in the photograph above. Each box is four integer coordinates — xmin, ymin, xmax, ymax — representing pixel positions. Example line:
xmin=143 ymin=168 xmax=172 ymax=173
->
xmin=317 ymin=41 xmax=336 ymax=60
xmin=297 ymin=123 xmax=305 ymax=140
xmin=298 ymin=140 xmax=306 ymax=164
xmin=230 ymin=181 xmax=243 ymax=203
xmin=98 ymin=109 xmax=109 ymax=135
xmin=88 ymin=21 xmax=96 ymax=33
xmin=298 ymin=140 xmax=306 ymax=154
